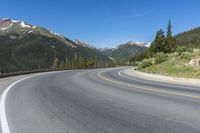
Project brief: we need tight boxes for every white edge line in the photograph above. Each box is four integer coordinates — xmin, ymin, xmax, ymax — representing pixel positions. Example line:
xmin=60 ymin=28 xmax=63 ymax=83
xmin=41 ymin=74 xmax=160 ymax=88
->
xmin=0 ymin=71 xmax=63 ymax=133
xmin=98 ymin=69 xmax=200 ymax=99
xmin=118 ymin=70 xmax=154 ymax=84
xmin=118 ymin=70 xmax=196 ymax=90
xmin=0 ymin=74 xmax=42 ymax=133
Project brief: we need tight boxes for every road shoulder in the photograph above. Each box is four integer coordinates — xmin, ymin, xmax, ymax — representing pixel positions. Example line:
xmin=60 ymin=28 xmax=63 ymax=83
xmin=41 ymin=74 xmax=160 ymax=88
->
xmin=123 ymin=67 xmax=200 ymax=86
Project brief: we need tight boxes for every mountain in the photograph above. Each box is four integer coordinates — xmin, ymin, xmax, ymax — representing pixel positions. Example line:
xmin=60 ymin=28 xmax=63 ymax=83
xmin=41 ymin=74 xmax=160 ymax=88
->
xmin=0 ymin=18 xmax=112 ymax=73
xmin=73 ymin=39 xmax=96 ymax=49
xmin=175 ymin=27 xmax=200 ymax=48
xmin=100 ymin=41 xmax=149 ymax=62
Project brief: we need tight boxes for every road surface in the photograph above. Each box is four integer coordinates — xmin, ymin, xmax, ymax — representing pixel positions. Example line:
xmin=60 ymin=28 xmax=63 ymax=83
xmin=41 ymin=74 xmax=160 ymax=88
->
xmin=1 ymin=67 xmax=200 ymax=133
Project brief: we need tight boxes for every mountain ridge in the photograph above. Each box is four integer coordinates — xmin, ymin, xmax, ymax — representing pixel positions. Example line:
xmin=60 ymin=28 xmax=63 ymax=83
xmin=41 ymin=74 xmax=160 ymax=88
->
xmin=0 ymin=18 xmax=112 ymax=73
xmin=100 ymin=41 xmax=149 ymax=62
xmin=175 ymin=26 xmax=200 ymax=48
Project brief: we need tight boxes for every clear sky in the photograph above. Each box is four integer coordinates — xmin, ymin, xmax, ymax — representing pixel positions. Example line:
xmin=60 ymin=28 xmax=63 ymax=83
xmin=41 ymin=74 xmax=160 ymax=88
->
xmin=1 ymin=0 xmax=200 ymax=48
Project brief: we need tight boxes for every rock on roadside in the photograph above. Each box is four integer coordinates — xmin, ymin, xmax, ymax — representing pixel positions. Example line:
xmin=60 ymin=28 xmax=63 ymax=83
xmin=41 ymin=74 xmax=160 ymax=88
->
xmin=189 ymin=59 xmax=200 ymax=66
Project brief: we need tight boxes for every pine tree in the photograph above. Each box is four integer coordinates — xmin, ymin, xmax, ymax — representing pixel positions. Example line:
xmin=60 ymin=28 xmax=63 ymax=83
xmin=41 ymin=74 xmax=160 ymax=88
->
xmin=52 ymin=58 xmax=59 ymax=69
xmin=64 ymin=56 xmax=69 ymax=69
xmin=59 ymin=61 xmax=65 ymax=69
xmin=86 ymin=58 xmax=95 ymax=68
xmin=148 ymin=29 xmax=166 ymax=56
xmin=164 ymin=20 xmax=176 ymax=53
xmin=167 ymin=20 xmax=172 ymax=38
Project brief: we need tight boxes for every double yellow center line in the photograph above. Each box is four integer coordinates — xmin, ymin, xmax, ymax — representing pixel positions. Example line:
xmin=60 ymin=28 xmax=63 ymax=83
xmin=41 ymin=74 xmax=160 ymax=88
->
xmin=97 ymin=71 xmax=200 ymax=99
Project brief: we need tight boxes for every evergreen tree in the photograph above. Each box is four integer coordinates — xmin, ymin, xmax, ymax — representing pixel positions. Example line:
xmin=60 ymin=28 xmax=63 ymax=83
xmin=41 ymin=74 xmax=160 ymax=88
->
xmin=86 ymin=58 xmax=95 ymax=68
xmin=148 ymin=21 xmax=177 ymax=55
xmin=59 ymin=61 xmax=65 ymax=69
xmin=164 ymin=37 xmax=176 ymax=53
xmin=52 ymin=57 xmax=59 ymax=69
xmin=64 ymin=56 xmax=70 ymax=69
xmin=149 ymin=29 xmax=166 ymax=56
xmin=164 ymin=20 xmax=176 ymax=53
xmin=167 ymin=20 xmax=172 ymax=38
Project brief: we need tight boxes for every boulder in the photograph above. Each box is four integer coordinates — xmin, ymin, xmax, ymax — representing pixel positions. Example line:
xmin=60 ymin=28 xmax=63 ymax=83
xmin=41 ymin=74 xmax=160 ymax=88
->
xmin=189 ymin=59 xmax=200 ymax=66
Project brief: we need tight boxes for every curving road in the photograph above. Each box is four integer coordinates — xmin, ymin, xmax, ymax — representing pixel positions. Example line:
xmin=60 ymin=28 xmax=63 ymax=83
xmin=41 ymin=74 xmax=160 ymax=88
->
xmin=1 ymin=67 xmax=200 ymax=133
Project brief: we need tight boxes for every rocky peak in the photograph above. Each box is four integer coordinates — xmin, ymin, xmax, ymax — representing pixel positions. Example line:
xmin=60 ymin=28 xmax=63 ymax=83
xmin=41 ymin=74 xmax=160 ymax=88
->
xmin=73 ymin=39 xmax=96 ymax=49
xmin=0 ymin=18 xmax=13 ymax=30
xmin=0 ymin=18 xmax=32 ymax=31
xmin=127 ymin=41 xmax=149 ymax=47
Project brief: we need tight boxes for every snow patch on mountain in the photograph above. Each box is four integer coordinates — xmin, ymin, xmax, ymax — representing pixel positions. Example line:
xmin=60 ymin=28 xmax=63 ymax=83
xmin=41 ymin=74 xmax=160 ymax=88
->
xmin=50 ymin=30 xmax=60 ymax=36
xmin=127 ymin=41 xmax=150 ymax=47
xmin=99 ymin=41 xmax=150 ymax=52
xmin=9 ymin=19 xmax=20 ymax=23
xmin=111 ymin=46 xmax=119 ymax=51
xmin=50 ymin=30 xmax=65 ymax=38
xmin=20 ymin=21 xmax=31 ymax=28
xmin=0 ymin=18 xmax=35 ymax=30
xmin=28 ymin=30 xmax=34 ymax=34
xmin=145 ymin=43 xmax=151 ymax=47
xmin=1 ymin=18 xmax=19 ymax=23
xmin=73 ymin=39 xmax=96 ymax=49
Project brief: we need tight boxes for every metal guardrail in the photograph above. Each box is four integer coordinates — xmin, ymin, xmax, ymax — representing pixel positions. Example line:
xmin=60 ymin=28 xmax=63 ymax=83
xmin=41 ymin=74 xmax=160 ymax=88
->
xmin=0 ymin=68 xmax=71 ymax=78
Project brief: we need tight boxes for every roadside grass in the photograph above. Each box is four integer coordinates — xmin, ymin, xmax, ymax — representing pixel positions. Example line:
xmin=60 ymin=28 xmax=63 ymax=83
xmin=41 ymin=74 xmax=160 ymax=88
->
xmin=138 ymin=49 xmax=200 ymax=79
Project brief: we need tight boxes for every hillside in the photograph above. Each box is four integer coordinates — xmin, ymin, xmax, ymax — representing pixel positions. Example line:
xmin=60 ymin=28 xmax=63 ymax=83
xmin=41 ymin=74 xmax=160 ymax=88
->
xmin=0 ymin=18 xmax=112 ymax=73
xmin=175 ymin=27 xmax=200 ymax=48
xmin=135 ymin=24 xmax=200 ymax=79
xmin=137 ymin=50 xmax=200 ymax=79
xmin=101 ymin=41 xmax=149 ymax=62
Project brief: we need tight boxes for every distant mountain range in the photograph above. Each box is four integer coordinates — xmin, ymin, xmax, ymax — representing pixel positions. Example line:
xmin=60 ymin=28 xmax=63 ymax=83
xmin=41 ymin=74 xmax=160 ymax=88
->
xmin=0 ymin=18 xmax=112 ymax=73
xmin=2 ymin=18 xmax=198 ymax=73
xmin=100 ymin=41 xmax=149 ymax=62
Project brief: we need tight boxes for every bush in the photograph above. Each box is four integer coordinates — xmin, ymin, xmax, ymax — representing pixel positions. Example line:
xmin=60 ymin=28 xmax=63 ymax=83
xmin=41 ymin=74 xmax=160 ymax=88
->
xmin=176 ymin=46 xmax=187 ymax=55
xmin=193 ymin=49 xmax=200 ymax=56
xmin=138 ymin=59 xmax=152 ymax=69
xmin=168 ymin=52 xmax=179 ymax=58
xmin=155 ymin=52 xmax=168 ymax=64
xmin=180 ymin=52 xmax=192 ymax=59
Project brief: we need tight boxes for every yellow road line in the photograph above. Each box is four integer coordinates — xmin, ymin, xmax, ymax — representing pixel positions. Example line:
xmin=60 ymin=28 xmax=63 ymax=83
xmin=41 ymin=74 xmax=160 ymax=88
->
xmin=97 ymin=71 xmax=200 ymax=99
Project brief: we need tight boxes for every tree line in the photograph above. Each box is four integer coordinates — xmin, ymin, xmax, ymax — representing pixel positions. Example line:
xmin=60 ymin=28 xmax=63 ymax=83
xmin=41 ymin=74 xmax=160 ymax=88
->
xmin=51 ymin=54 xmax=112 ymax=70
xmin=130 ymin=20 xmax=177 ymax=63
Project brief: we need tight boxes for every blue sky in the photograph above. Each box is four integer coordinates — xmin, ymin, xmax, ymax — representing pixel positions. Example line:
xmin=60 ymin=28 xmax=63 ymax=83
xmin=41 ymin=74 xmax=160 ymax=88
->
xmin=1 ymin=0 xmax=200 ymax=48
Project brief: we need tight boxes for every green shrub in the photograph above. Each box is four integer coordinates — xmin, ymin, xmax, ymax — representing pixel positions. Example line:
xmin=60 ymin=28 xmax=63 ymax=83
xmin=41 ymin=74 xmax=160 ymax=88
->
xmin=138 ymin=59 xmax=152 ymax=69
xmin=187 ymin=48 xmax=193 ymax=53
xmin=155 ymin=52 xmax=168 ymax=64
xmin=168 ymin=52 xmax=179 ymax=58
xmin=180 ymin=52 xmax=192 ymax=59
xmin=135 ymin=61 xmax=140 ymax=66
xmin=193 ymin=49 xmax=200 ymax=56
xmin=176 ymin=46 xmax=187 ymax=55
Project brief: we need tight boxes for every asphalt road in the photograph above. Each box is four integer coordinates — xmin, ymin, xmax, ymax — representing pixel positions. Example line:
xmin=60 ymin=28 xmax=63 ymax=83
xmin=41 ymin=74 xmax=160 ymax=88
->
xmin=1 ymin=67 xmax=200 ymax=133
